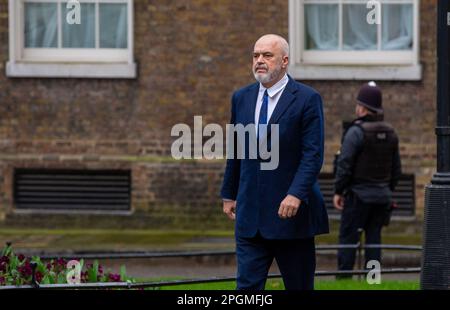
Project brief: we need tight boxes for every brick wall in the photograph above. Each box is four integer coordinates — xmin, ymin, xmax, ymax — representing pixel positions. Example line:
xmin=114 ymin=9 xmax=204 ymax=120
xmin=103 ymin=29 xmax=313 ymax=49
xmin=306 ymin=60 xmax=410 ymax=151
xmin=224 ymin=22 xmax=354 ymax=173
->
xmin=0 ymin=0 xmax=437 ymax=228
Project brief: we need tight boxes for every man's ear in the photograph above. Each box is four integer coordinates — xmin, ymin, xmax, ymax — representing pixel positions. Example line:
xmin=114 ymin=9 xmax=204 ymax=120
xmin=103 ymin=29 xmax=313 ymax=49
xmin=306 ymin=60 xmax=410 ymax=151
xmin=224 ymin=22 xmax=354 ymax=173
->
xmin=282 ymin=56 xmax=289 ymax=68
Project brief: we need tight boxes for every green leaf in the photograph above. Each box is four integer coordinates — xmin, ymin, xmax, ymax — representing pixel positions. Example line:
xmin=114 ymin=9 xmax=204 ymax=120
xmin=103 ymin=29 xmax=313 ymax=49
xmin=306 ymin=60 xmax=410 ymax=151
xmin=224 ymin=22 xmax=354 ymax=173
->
xmin=36 ymin=261 xmax=46 ymax=274
xmin=1 ymin=244 xmax=12 ymax=257
xmin=10 ymin=269 xmax=19 ymax=278
xmin=120 ymin=265 xmax=127 ymax=282
xmin=99 ymin=274 xmax=107 ymax=282
xmin=57 ymin=273 xmax=66 ymax=284
xmin=47 ymin=272 xmax=56 ymax=284
xmin=41 ymin=275 xmax=51 ymax=285
xmin=9 ymin=256 xmax=19 ymax=270
xmin=87 ymin=260 xmax=99 ymax=283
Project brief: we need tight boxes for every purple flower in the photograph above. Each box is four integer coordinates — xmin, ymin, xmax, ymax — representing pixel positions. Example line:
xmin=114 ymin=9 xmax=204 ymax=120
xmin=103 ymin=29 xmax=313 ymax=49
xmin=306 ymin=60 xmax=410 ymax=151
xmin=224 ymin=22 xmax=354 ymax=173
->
xmin=108 ymin=274 xmax=121 ymax=282
xmin=17 ymin=254 xmax=26 ymax=262
xmin=18 ymin=261 xmax=33 ymax=277
xmin=35 ymin=272 xmax=43 ymax=283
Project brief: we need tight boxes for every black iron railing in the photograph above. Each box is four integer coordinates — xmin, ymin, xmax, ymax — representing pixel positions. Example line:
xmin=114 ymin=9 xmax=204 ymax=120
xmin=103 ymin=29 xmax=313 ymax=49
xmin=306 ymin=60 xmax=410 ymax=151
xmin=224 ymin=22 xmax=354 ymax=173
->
xmin=0 ymin=233 xmax=422 ymax=290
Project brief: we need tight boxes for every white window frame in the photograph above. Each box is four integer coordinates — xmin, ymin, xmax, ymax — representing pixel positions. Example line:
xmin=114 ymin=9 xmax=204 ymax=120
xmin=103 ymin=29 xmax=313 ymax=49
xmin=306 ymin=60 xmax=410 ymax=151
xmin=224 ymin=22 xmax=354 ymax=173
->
xmin=7 ymin=0 xmax=136 ymax=78
xmin=289 ymin=0 xmax=422 ymax=80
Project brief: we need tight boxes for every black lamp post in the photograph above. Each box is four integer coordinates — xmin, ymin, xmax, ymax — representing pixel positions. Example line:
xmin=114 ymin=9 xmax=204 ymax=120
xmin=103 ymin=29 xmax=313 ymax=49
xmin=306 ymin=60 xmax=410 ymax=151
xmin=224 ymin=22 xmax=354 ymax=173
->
xmin=421 ymin=0 xmax=450 ymax=290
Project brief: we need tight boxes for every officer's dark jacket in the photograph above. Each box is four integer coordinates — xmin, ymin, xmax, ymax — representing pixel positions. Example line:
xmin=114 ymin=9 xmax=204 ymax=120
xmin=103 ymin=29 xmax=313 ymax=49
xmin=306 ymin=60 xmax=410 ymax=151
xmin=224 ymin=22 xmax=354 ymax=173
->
xmin=334 ymin=114 xmax=402 ymax=204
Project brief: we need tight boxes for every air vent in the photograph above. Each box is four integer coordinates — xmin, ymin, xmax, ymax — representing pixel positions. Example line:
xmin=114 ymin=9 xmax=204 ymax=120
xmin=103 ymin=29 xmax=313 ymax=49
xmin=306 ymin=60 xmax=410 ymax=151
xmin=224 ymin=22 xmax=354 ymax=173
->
xmin=14 ymin=169 xmax=131 ymax=211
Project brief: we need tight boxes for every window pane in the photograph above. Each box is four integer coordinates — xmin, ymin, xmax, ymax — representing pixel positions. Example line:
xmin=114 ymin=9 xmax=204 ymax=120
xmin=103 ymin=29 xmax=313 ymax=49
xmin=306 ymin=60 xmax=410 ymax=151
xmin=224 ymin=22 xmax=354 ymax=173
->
xmin=382 ymin=4 xmax=413 ymax=50
xmin=24 ymin=3 xmax=58 ymax=48
xmin=304 ymin=4 xmax=338 ymax=50
xmin=99 ymin=4 xmax=128 ymax=48
xmin=62 ymin=2 xmax=95 ymax=48
xmin=343 ymin=4 xmax=377 ymax=50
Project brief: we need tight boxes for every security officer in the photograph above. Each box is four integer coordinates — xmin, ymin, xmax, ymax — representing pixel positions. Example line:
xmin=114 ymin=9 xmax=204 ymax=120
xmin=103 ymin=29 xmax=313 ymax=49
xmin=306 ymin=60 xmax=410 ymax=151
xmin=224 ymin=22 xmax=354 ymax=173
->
xmin=333 ymin=81 xmax=402 ymax=275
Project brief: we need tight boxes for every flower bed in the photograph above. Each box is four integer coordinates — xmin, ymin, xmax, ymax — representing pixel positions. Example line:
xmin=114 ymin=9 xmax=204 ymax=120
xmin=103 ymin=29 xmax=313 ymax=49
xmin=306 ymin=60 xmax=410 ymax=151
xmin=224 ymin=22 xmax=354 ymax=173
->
xmin=0 ymin=243 xmax=134 ymax=286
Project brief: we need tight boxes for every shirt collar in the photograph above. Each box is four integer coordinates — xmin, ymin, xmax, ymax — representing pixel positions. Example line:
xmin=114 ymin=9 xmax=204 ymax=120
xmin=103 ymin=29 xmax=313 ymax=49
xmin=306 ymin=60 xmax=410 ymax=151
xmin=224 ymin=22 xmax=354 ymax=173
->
xmin=259 ymin=74 xmax=289 ymax=98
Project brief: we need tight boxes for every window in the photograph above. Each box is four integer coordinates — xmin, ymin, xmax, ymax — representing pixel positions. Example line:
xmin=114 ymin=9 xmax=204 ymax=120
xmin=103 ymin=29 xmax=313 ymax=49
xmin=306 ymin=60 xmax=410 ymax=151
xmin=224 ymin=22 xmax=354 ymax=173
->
xmin=289 ymin=0 xmax=421 ymax=80
xmin=7 ymin=0 xmax=136 ymax=78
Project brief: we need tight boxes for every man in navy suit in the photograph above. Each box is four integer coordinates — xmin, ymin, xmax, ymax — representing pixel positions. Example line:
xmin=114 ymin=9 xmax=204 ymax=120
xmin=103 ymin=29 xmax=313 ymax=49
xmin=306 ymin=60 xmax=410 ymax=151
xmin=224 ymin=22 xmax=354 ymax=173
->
xmin=221 ymin=34 xmax=329 ymax=290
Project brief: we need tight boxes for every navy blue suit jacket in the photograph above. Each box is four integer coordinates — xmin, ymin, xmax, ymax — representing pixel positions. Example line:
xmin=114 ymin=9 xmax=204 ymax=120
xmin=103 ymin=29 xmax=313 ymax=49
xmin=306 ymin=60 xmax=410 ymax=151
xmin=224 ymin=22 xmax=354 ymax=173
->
xmin=221 ymin=77 xmax=329 ymax=239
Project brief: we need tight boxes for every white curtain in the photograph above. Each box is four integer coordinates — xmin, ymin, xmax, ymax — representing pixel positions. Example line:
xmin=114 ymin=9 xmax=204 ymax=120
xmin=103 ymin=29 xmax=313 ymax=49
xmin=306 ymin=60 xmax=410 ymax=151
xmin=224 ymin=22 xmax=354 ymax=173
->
xmin=100 ymin=4 xmax=128 ymax=48
xmin=62 ymin=3 xmax=96 ymax=48
xmin=24 ymin=1 xmax=128 ymax=49
xmin=382 ymin=4 xmax=413 ymax=50
xmin=304 ymin=3 xmax=413 ymax=51
xmin=305 ymin=4 xmax=338 ymax=50
xmin=25 ymin=3 xmax=58 ymax=48
xmin=343 ymin=4 xmax=377 ymax=50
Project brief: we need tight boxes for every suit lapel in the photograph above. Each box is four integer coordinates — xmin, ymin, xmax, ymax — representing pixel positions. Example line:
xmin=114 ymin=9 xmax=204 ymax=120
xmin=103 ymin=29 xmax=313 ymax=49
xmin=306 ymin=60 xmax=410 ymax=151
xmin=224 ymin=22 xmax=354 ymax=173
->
xmin=268 ymin=77 xmax=297 ymax=126
xmin=242 ymin=77 xmax=298 ymax=131
xmin=245 ymin=83 xmax=259 ymax=125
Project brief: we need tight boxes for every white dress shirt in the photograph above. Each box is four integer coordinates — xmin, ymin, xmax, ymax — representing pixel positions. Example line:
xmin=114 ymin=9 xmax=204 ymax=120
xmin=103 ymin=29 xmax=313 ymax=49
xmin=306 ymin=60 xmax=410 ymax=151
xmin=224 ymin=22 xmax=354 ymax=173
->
xmin=254 ymin=74 xmax=289 ymax=129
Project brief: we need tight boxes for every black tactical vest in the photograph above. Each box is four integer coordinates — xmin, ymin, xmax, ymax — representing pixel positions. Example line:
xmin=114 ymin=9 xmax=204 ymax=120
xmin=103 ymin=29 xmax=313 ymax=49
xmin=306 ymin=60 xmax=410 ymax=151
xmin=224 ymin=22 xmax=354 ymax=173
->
xmin=352 ymin=120 xmax=399 ymax=184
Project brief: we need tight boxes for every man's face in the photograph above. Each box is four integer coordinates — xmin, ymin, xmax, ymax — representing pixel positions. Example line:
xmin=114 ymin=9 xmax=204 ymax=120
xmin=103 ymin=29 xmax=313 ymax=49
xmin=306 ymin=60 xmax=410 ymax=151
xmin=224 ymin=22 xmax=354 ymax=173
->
xmin=356 ymin=104 xmax=367 ymax=117
xmin=253 ymin=38 xmax=288 ymax=87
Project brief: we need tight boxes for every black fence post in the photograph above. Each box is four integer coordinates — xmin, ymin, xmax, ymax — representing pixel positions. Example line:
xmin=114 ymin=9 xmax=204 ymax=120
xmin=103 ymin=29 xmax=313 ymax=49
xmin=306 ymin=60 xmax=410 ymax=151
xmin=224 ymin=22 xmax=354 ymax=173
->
xmin=30 ymin=262 xmax=39 ymax=289
xmin=421 ymin=0 xmax=450 ymax=290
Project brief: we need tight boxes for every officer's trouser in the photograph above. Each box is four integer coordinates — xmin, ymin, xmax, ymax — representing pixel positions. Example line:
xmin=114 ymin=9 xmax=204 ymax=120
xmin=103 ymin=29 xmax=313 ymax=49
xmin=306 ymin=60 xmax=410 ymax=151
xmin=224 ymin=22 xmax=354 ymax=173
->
xmin=337 ymin=191 xmax=388 ymax=276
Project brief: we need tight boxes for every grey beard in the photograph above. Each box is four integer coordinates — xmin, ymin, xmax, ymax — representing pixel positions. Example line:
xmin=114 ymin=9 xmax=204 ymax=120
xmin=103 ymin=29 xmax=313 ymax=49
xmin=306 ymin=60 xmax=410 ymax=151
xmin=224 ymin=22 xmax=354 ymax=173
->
xmin=254 ymin=66 xmax=282 ymax=85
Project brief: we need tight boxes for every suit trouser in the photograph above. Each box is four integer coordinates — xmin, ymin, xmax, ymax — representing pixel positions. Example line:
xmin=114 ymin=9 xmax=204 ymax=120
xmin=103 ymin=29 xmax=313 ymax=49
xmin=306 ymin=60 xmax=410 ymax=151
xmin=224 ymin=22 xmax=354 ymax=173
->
xmin=337 ymin=191 xmax=387 ymax=274
xmin=236 ymin=232 xmax=316 ymax=290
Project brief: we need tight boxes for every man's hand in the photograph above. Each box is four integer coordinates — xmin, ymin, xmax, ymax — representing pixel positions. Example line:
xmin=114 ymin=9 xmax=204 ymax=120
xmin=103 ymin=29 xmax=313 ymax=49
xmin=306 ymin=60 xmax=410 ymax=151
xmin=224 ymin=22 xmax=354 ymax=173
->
xmin=223 ymin=200 xmax=236 ymax=220
xmin=333 ymin=194 xmax=345 ymax=211
xmin=278 ymin=195 xmax=301 ymax=219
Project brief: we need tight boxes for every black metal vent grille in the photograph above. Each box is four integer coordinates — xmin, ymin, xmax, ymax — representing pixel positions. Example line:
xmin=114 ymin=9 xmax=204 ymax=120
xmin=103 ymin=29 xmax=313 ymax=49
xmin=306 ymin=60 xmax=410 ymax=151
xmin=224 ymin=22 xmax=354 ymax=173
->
xmin=319 ymin=173 xmax=416 ymax=216
xmin=14 ymin=169 xmax=131 ymax=211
